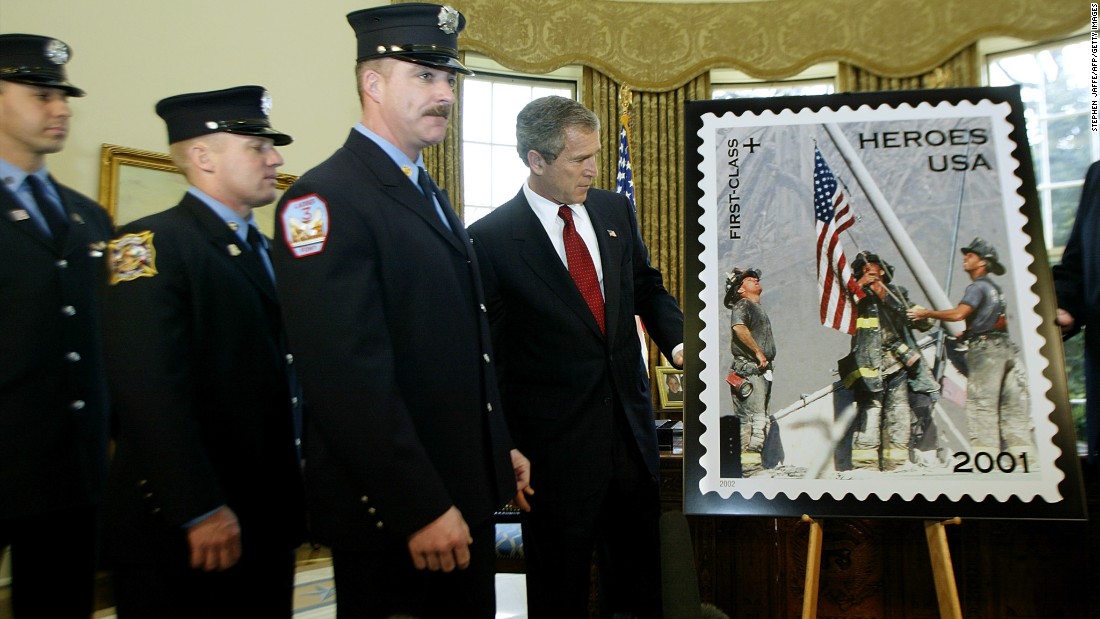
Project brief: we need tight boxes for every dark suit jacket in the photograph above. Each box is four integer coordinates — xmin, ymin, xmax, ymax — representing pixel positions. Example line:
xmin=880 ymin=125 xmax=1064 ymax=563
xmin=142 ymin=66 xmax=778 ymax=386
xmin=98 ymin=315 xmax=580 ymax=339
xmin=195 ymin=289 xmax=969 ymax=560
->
xmin=271 ymin=130 xmax=515 ymax=550
xmin=0 ymin=178 xmax=112 ymax=519
xmin=467 ymin=187 xmax=684 ymax=501
xmin=101 ymin=194 xmax=305 ymax=563
xmin=1054 ymin=160 xmax=1100 ymax=463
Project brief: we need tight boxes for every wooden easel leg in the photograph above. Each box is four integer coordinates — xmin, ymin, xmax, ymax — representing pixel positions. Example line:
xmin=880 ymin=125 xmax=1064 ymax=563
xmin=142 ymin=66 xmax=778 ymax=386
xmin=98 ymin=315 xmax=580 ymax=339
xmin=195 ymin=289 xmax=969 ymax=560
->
xmin=924 ymin=517 xmax=963 ymax=619
xmin=801 ymin=514 xmax=823 ymax=619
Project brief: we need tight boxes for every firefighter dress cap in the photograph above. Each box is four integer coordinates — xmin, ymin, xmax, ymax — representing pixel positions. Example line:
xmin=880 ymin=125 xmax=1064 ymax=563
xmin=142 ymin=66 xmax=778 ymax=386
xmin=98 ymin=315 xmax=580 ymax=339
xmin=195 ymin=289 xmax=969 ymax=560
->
xmin=155 ymin=85 xmax=292 ymax=146
xmin=347 ymin=3 xmax=473 ymax=75
xmin=961 ymin=237 xmax=1005 ymax=275
xmin=0 ymin=34 xmax=85 ymax=96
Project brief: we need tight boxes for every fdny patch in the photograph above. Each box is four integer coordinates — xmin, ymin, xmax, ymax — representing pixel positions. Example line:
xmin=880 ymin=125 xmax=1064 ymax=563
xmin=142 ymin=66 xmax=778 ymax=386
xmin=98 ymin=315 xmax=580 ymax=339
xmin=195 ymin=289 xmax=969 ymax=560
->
xmin=108 ymin=231 xmax=158 ymax=284
xmin=281 ymin=193 xmax=329 ymax=258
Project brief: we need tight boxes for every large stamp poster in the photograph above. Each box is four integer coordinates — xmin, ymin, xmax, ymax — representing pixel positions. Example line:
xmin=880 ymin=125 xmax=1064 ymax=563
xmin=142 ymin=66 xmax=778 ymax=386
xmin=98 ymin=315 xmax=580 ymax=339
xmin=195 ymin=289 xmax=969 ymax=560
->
xmin=682 ymin=87 xmax=1086 ymax=519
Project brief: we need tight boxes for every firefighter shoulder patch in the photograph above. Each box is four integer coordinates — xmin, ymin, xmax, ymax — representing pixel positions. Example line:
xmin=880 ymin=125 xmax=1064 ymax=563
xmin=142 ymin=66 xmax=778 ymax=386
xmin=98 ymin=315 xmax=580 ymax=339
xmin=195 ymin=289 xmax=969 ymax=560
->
xmin=108 ymin=231 xmax=158 ymax=284
xmin=280 ymin=193 xmax=329 ymax=258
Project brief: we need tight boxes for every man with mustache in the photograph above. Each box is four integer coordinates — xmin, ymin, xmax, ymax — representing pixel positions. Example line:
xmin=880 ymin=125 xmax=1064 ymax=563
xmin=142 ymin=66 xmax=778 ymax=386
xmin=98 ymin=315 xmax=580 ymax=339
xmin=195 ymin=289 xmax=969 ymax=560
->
xmin=0 ymin=33 xmax=113 ymax=618
xmin=100 ymin=86 xmax=306 ymax=617
xmin=271 ymin=5 xmax=531 ymax=618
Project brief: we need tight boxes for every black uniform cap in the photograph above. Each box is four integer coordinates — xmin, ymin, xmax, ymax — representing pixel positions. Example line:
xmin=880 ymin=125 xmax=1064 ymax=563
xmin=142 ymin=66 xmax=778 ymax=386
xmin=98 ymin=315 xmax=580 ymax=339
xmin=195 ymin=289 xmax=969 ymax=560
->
xmin=155 ymin=85 xmax=292 ymax=146
xmin=961 ymin=237 xmax=1005 ymax=275
xmin=347 ymin=3 xmax=473 ymax=75
xmin=0 ymin=34 xmax=85 ymax=97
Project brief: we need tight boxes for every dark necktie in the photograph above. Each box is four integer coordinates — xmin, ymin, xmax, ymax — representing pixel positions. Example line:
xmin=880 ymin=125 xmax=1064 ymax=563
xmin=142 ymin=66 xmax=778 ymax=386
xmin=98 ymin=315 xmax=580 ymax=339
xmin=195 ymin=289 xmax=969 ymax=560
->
xmin=416 ymin=167 xmax=454 ymax=232
xmin=26 ymin=175 xmax=68 ymax=241
xmin=558 ymin=205 xmax=605 ymax=334
xmin=246 ymin=224 xmax=275 ymax=282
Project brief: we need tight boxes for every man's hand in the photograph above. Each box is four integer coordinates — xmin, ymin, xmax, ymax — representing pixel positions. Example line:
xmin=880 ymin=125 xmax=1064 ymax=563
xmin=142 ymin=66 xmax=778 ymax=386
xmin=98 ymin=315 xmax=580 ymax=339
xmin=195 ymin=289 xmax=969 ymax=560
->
xmin=754 ymin=349 xmax=769 ymax=370
xmin=510 ymin=449 xmax=534 ymax=512
xmin=407 ymin=506 xmax=472 ymax=572
xmin=187 ymin=506 xmax=242 ymax=572
xmin=672 ymin=348 xmax=684 ymax=369
xmin=1056 ymin=308 xmax=1076 ymax=336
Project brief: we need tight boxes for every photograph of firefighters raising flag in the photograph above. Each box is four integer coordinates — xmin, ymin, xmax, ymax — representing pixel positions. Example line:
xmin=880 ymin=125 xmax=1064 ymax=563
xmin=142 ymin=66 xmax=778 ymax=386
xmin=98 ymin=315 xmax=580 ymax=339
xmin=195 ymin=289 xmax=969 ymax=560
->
xmin=683 ymin=87 xmax=1084 ymax=519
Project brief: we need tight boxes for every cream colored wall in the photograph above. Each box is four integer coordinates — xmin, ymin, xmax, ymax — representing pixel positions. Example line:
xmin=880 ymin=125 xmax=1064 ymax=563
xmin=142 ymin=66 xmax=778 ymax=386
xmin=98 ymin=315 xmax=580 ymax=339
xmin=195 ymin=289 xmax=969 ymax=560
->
xmin=3 ymin=0 xmax=387 ymax=199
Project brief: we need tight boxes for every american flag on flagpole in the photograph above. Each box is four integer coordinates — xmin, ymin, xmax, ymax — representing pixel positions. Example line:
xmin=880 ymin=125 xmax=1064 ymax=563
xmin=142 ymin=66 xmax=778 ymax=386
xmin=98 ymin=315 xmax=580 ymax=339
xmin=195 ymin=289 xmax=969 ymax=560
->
xmin=616 ymin=104 xmax=650 ymax=369
xmin=615 ymin=116 xmax=636 ymax=211
xmin=813 ymin=146 xmax=863 ymax=335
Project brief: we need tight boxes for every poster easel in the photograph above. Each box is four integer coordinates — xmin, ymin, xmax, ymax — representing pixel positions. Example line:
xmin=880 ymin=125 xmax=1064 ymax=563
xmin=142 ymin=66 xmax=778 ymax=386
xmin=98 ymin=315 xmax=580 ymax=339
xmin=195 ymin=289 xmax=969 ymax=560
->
xmin=800 ymin=515 xmax=963 ymax=619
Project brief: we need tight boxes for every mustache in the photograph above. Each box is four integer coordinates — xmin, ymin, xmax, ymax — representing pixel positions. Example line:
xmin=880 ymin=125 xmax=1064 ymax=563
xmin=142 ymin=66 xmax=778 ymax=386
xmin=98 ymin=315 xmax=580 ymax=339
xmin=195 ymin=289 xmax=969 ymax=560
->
xmin=424 ymin=105 xmax=451 ymax=119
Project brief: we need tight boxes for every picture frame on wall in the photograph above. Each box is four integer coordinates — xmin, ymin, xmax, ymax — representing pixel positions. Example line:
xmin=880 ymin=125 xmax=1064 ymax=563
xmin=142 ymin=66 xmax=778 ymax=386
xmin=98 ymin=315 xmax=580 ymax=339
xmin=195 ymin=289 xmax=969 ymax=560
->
xmin=681 ymin=86 xmax=1086 ymax=519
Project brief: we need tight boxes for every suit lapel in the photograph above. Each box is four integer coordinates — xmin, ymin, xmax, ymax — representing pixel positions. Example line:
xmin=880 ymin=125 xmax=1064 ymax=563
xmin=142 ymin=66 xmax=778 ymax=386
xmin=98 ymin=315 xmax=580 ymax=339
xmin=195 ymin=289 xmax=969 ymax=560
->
xmin=508 ymin=193 xmax=605 ymax=338
xmin=0 ymin=181 xmax=58 ymax=250
xmin=52 ymin=177 xmax=96 ymax=259
xmin=180 ymin=195 xmax=278 ymax=302
xmin=344 ymin=132 xmax=466 ymax=255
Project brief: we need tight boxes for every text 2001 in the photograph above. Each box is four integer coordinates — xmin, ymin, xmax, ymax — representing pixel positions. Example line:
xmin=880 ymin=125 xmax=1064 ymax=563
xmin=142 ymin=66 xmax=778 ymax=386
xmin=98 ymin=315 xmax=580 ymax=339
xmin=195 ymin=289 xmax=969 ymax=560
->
xmin=953 ymin=451 xmax=1029 ymax=473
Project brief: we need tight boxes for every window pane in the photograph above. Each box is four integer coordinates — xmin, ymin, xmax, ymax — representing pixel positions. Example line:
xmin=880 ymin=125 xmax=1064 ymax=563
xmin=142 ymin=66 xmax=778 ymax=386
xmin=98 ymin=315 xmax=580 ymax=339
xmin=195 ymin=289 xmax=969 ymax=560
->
xmin=491 ymin=82 xmax=535 ymax=145
xmin=463 ymin=79 xmax=493 ymax=143
xmin=491 ymin=144 xmax=528 ymax=205
xmin=463 ymin=142 xmax=492 ymax=207
xmin=988 ymin=35 xmax=1098 ymax=252
xmin=1048 ymin=113 xmax=1092 ymax=183
xmin=1051 ymin=184 xmax=1084 ymax=248
xmin=461 ymin=73 xmax=577 ymax=225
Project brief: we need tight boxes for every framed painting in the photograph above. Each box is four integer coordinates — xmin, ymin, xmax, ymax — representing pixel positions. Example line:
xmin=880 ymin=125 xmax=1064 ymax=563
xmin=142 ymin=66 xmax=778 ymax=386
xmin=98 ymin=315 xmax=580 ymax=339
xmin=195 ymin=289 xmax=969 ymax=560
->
xmin=682 ymin=86 xmax=1086 ymax=519
xmin=97 ymin=143 xmax=296 ymax=235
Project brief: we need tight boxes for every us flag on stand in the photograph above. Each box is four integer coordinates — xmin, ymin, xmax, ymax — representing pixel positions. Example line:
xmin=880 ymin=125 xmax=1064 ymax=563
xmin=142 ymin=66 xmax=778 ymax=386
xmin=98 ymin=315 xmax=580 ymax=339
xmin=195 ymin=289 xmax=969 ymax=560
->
xmin=615 ymin=122 xmax=636 ymax=210
xmin=813 ymin=146 xmax=862 ymax=335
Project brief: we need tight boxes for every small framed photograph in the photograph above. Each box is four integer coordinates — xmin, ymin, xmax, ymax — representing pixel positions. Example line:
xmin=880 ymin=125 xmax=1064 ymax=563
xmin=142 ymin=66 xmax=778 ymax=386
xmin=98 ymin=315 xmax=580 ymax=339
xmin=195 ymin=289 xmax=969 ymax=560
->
xmin=656 ymin=366 xmax=685 ymax=410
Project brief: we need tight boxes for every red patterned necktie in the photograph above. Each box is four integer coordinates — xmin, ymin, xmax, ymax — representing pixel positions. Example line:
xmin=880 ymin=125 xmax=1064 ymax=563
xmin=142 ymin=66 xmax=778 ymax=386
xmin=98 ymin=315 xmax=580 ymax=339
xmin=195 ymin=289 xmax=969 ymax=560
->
xmin=558 ymin=205 xmax=605 ymax=334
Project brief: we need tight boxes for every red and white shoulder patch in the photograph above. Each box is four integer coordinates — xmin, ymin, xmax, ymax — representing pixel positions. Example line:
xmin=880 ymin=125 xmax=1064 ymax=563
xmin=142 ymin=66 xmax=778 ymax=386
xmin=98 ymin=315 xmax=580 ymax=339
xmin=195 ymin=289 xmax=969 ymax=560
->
xmin=281 ymin=193 xmax=329 ymax=258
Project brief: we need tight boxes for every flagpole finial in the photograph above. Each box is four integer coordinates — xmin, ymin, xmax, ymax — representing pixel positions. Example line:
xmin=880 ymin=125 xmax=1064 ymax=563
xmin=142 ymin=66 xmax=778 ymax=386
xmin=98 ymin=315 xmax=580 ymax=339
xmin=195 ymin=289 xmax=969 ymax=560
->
xmin=619 ymin=84 xmax=633 ymax=117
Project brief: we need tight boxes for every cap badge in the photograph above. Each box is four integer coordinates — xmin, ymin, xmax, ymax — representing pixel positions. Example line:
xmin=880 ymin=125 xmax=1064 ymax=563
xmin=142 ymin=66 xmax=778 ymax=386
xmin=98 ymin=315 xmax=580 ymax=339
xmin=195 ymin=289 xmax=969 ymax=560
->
xmin=438 ymin=6 xmax=460 ymax=34
xmin=261 ymin=91 xmax=272 ymax=117
xmin=44 ymin=39 xmax=70 ymax=65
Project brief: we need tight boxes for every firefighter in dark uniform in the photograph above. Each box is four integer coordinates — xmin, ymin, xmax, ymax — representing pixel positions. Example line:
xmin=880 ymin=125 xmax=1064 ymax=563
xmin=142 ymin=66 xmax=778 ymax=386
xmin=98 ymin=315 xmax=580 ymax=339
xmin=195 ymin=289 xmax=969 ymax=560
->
xmin=271 ymin=5 xmax=530 ymax=617
xmin=910 ymin=238 xmax=1031 ymax=458
xmin=840 ymin=251 xmax=939 ymax=471
xmin=0 ymin=33 xmax=113 ymax=618
xmin=100 ymin=86 xmax=306 ymax=617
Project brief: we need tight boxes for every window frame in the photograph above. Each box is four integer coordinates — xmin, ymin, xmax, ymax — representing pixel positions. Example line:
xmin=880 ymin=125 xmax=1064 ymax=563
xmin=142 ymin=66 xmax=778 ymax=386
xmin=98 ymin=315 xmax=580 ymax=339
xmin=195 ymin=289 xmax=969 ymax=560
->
xmin=459 ymin=54 xmax=579 ymax=225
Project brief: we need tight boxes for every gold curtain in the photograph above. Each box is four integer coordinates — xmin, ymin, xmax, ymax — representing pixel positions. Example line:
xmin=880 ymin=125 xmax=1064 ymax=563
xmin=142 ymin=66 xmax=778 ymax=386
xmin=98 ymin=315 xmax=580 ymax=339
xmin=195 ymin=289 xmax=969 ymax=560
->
xmin=436 ymin=0 xmax=1083 ymax=91
xmin=585 ymin=68 xmax=710 ymax=307
xmin=837 ymin=44 xmax=982 ymax=92
xmin=586 ymin=68 xmax=710 ymax=375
